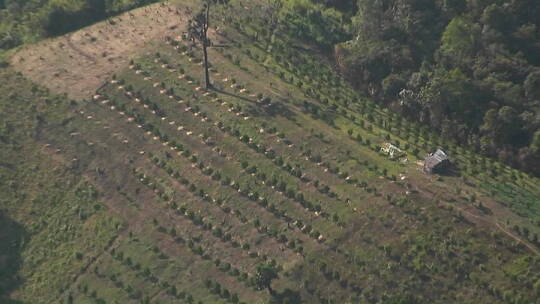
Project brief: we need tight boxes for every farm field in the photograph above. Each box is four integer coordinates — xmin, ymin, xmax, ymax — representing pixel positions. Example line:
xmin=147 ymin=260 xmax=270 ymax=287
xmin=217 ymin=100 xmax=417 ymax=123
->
xmin=1 ymin=1 xmax=540 ymax=304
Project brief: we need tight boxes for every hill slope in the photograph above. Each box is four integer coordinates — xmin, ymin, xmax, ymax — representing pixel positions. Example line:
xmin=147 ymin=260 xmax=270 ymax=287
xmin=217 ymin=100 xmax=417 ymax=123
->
xmin=1 ymin=0 xmax=540 ymax=303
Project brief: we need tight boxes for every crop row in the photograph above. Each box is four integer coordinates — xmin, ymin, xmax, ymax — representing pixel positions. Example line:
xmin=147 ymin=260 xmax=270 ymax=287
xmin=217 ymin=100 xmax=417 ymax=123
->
xmin=86 ymin=92 xmax=370 ymax=296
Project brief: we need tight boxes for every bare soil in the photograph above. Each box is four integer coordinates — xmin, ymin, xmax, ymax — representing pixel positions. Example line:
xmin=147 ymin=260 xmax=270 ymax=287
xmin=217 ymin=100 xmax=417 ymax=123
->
xmin=10 ymin=1 xmax=196 ymax=100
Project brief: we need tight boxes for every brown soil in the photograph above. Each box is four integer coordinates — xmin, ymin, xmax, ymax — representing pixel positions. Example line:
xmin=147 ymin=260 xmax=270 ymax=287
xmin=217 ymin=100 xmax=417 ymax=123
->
xmin=10 ymin=1 xmax=196 ymax=100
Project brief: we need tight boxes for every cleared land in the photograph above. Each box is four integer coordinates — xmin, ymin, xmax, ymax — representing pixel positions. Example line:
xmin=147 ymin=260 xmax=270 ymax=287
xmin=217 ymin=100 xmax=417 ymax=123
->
xmin=10 ymin=0 xmax=197 ymax=100
xmin=1 ymin=0 xmax=540 ymax=304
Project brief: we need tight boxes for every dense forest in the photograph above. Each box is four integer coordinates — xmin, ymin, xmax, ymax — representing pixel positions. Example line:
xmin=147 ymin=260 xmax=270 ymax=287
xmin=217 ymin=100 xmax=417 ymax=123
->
xmin=2 ymin=0 xmax=539 ymax=176
xmin=278 ymin=0 xmax=540 ymax=175
xmin=0 ymin=0 xmax=157 ymax=52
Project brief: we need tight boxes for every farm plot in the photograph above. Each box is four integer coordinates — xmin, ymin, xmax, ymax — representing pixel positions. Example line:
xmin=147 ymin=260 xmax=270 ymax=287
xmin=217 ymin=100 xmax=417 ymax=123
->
xmin=124 ymin=51 xmax=388 ymax=214
xmin=127 ymin=34 xmax=538 ymax=242
xmin=62 ymin=34 xmax=538 ymax=303
xmin=83 ymin=93 xmax=366 ymax=301
xmin=3 ymin=0 xmax=540 ymax=303
xmin=37 ymin=107 xmax=272 ymax=304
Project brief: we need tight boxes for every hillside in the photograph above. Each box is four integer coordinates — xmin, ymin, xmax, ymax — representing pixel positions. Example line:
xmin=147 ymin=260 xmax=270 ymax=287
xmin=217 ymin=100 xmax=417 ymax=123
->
xmin=1 ymin=0 xmax=540 ymax=303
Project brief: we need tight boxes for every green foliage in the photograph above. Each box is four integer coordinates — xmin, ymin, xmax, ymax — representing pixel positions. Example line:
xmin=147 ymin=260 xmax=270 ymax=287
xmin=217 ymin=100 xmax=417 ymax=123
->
xmin=0 ymin=212 xmax=26 ymax=297
xmin=382 ymin=73 xmax=407 ymax=98
xmin=279 ymin=0 xmax=349 ymax=50
xmin=40 ymin=0 xmax=102 ymax=37
xmin=441 ymin=17 xmax=476 ymax=60
xmin=254 ymin=263 xmax=278 ymax=292
xmin=531 ymin=131 xmax=540 ymax=153
xmin=419 ymin=68 xmax=479 ymax=123
xmin=524 ymin=70 xmax=540 ymax=100
xmin=331 ymin=0 xmax=540 ymax=175
xmin=0 ymin=68 xmax=120 ymax=303
xmin=481 ymin=4 xmax=508 ymax=31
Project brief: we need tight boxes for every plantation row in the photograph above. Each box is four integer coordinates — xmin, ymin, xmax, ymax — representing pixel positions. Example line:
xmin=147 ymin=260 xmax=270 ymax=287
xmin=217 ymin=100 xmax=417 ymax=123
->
xmin=75 ymin=236 xmax=244 ymax=304
xmin=161 ymin=27 xmax=540 ymax=233
xmin=100 ymin=78 xmax=444 ymax=281
xmin=162 ymin=37 xmax=523 ymax=223
xmin=68 ymin=101 xmax=524 ymax=302
xmin=142 ymin=155 xmax=307 ymax=257
xmin=78 ymin=95 xmax=368 ymax=302
xmin=61 ymin=109 xmax=269 ymax=304
xmin=158 ymin=39 xmax=398 ymax=189
xmin=93 ymin=72 xmax=464 ymax=300
xmin=128 ymin=50 xmax=396 ymax=217
xmin=94 ymin=91 xmax=362 ymax=272
xmin=48 ymin=48 xmax=536 ymax=304
xmin=96 ymin=88 xmax=337 ymax=242
xmin=222 ymin=9 xmax=514 ymax=173
xmin=208 ymin=10 xmax=535 ymax=214
xmin=103 ymin=76 xmax=352 ymax=223
xmin=50 ymin=102 xmax=256 ymax=303
xmin=212 ymin=15 xmax=540 ymax=221
xmin=60 ymin=15 xmax=538 ymax=300
xmin=129 ymin=55 xmax=362 ymax=202
xmin=135 ymin=165 xmax=287 ymax=269
xmin=104 ymin=52 xmax=452 ymax=254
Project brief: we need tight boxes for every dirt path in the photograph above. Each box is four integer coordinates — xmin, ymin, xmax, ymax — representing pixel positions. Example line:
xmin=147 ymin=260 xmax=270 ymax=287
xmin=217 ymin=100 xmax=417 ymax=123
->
xmin=10 ymin=1 xmax=197 ymax=100
xmin=421 ymin=184 xmax=540 ymax=255
xmin=65 ymin=36 xmax=97 ymax=63
xmin=495 ymin=222 xmax=539 ymax=254
xmin=453 ymin=205 xmax=540 ymax=255
xmin=404 ymin=166 xmax=539 ymax=255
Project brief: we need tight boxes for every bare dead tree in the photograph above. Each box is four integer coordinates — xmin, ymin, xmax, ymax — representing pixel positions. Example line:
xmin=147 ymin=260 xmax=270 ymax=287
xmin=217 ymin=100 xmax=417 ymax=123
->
xmin=188 ymin=0 xmax=229 ymax=90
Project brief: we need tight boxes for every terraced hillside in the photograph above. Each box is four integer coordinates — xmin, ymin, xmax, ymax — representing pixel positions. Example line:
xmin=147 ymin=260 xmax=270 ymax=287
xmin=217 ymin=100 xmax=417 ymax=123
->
xmin=1 ymin=1 xmax=540 ymax=303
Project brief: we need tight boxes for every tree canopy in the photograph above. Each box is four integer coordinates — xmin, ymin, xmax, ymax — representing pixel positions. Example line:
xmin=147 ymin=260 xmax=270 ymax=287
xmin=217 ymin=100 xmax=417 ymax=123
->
xmin=254 ymin=263 xmax=278 ymax=293
xmin=318 ymin=0 xmax=540 ymax=175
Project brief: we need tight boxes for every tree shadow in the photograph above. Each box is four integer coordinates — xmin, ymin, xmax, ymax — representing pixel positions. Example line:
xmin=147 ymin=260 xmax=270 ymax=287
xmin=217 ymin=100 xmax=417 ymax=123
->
xmin=0 ymin=298 xmax=25 ymax=304
xmin=437 ymin=163 xmax=461 ymax=177
xmin=259 ymin=100 xmax=297 ymax=120
xmin=0 ymin=210 xmax=28 ymax=302
xmin=211 ymin=86 xmax=256 ymax=104
xmin=210 ymin=87 xmax=297 ymax=120
xmin=270 ymin=288 xmax=302 ymax=304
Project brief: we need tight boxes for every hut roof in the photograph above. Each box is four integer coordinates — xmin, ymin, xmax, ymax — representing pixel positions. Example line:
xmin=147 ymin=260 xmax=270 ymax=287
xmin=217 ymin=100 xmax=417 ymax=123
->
xmin=429 ymin=149 xmax=448 ymax=162
xmin=424 ymin=149 xmax=449 ymax=172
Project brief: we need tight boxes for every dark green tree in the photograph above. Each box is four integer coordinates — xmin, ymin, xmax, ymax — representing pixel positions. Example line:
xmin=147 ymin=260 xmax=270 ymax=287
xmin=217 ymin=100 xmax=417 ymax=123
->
xmin=441 ymin=17 xmax=476 ymax=61
xmin=254 ymin=263 xmax=279 ymax=294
